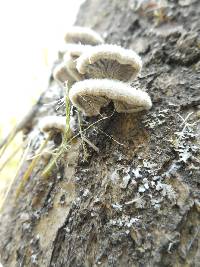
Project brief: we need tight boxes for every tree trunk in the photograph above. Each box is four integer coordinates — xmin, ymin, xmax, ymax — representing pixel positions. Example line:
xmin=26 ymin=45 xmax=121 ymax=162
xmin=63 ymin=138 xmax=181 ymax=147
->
xmin=1 ymin=0 xmax=200 ymax=266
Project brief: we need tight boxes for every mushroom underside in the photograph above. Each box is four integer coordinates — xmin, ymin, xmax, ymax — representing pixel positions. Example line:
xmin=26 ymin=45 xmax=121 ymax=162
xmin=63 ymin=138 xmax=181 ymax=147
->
xmin=53 ymin=64 xmax=75 ymax=86
xmin=74 ymin=94 xmax=149 ymax=116
xmin=40 ymin=116 xmax=66 ymax=133
xmin=75 ymin=95 xmax=110 ymax=116
xmin=65 ymin=55 xmax=85 ymax=82
xmin=78 ymin=59 xmax=139 ymax=81
xmin=69 ymin=79 xmax=152 ymax=116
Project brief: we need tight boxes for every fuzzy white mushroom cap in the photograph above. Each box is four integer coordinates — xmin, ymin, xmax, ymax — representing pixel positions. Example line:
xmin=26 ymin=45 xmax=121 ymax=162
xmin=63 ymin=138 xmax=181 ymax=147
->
xmin=76 ymin=44 xmax=142 ymax=82
xmin=53 ymin=62 xmax=75 ymax=86
xmin=64 ymin=26 xmax=104 ymax=45
xmin=69 ymin=79 xmax=152 ymax=116
xmin=39 ymin=116 xmax=66 ymax=133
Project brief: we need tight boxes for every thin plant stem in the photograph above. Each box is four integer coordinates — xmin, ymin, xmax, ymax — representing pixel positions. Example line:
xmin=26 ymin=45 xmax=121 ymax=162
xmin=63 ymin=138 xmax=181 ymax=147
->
xmin=77 ymin=111 xmax=88 ymax=160
xmin=41 ymin=84 xmax=71 ymax=178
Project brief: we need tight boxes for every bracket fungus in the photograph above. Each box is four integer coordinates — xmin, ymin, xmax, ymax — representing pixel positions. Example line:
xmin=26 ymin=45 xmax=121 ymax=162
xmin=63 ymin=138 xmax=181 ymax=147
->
xmin=38 ymin=116 xmax=67 ymax=160
xmin=53 ymin=26 xmax=152 ymax=118
xmin=54 ymin=26 xmax=104 ymax=85
xmin=64 ymin=53 xmax=84 ymax=82
xmin=64 ymin=26 xmax=104 ymax=45
xmin=76 ymin=44 xmax=142 ymax=82
xmin=53 ymin=62 xmax=75 ymax=87
xmin=69 ymin=79 xmax=152 ymax=116
xmin=40 ymin=116 xmax=66 ymax=135
xmin=63 ymin=44 xmax=91 ymax=82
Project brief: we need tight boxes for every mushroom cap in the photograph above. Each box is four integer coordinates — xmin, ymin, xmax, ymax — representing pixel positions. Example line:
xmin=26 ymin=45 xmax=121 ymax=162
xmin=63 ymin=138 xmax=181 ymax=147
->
xmin=62 ymin=44 xmax=92 ymax=82
xmin=76 ymin=44 xmax=142 ymax=82
xmin=69 ymin=79 xmax=152 ymax=116
xmin=53 ymin=62 xmax=75 ymax=87
xmin=64 ymin=26 xmax=104 ymax=45
xmin=59 ymin=41 xmax=93 ymax=58
xmin=64 ymin=53 xmax=84 ymax=82
xmin=39 ymin=116 xmax=66 ymax=133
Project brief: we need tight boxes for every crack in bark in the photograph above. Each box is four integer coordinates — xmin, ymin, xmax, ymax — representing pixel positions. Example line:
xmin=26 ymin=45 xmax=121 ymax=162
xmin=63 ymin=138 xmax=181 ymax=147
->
xmin=48 ymin=208 xmax=75 ymax=266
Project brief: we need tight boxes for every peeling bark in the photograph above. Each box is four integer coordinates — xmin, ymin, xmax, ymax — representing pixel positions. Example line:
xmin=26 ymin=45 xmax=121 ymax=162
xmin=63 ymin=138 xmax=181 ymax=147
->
xmin=0 ymin=0 xmax=200 ymax=266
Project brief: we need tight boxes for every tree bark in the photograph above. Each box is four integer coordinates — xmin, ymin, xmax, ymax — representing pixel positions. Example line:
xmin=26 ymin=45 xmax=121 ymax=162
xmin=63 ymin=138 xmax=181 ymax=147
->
xmin=1 ymin=0 xmax=200 ymax=266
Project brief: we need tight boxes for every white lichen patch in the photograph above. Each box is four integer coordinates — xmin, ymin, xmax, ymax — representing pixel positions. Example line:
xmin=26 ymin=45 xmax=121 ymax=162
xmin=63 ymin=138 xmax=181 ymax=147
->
xmin=132 ymin=166 xmax=142 ymax=178
xmin=109 ymin=215 xmax=140 ymax=228
xmin=143 ymin=159 xmax=158 ymax=170
xmin=178 ymin=146 xmax=192 ymax=163
xmin=143 ymin=109 xmax=170 ymax=129
xmin=112 ymin=203 xmax=123 ymax=211
xmin=31 ymin=253 xmax=38 ymax=264
xmin=161 ymin=183 xmax=177 ymax=201
xmin=164 ymin=162 xmax=180 ymax=178
xmin=138 ymin=185 xmax=146 ymax=193
xmin=69 ymin=79 xmax=152 ymax=116
xmin=133 ymin=159 xmax=159 ymax=177
xmin=110 ymin=170 xmax=121 ymax=183
xmin=64 ymin=226 xmax=71 ymax=233
xmin=151 ymin=198 xmax=162 ymax=209
xmin=83 ymin=188 xmax=90 ymax=197
xmin=172 ymin=113 xmax=200 ymax=165
xmin=76 ymin=44 xmax=142 ymax=81
xmin=120 ymin=174 xmax=131 ymax=188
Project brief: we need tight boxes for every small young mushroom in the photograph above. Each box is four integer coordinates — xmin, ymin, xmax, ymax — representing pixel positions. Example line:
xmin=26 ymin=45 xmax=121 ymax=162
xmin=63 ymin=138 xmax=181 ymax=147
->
xmin=64 ymin=26 xmax=104 ymax=45
xmin=69 ymin=79 xmax=152 ymax=116
xmin=39 ymin=116 xmax=67 ymax=159
xmin=39 ymin=116 xmax=66 ymax=135
xmin=53 ymin=62 xmax=75 ymax=87
xmin=76 ymin=44 xmax=142 ymax=82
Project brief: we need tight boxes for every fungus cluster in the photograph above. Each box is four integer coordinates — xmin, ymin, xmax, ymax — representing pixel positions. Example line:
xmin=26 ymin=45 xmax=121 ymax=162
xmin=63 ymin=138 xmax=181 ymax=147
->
xmin=39 ymin=116 xmax=66 ymax=134
xmin=53 ymin=26 xmax=152 ymax=117
xmin=53 ymin=27 xmax=104 ymax=87
xmin=38 ymin=27 xmax=152 ymax=176
xmin=41 ymin=26 xmax=152 ymax=153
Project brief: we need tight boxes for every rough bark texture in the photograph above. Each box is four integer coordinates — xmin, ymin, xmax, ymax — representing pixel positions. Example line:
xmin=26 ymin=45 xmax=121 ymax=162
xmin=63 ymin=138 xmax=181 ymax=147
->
xmin=0 ymin=0 xmax=200 ymax=266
